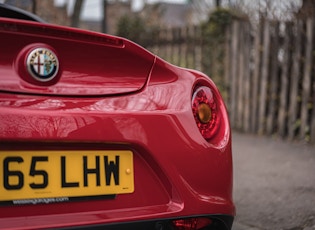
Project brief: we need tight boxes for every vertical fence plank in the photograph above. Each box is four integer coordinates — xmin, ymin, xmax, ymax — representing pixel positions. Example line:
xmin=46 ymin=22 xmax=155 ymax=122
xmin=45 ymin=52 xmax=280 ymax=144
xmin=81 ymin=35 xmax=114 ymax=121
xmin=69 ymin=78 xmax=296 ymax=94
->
xmin=299 ymin=17 xmax=314 ymax=140
xmin=184 ymin=27 xmax=190 ymax=68
xmin=229 ymin=21 xmax=240 ymax=128
xmin=258 ymin=20 xmax=270 ymax=135
xmin=250 ymin=24 xmax=262 ymax=133
xmin=266 ymin=22 xmax=280 ymax=135
xmin=177 ymin=28 xmax=182 ymax=66
xmin=170 ymin=28 xmax=176 ymax=64
xmin=188 ymin=26 xmax=194 ymax=69
xmin=288 ymin=20 xmax=302 ymax=140
xmin=150 ymin=29 xmax=160 ymax=56
xmin=194 ymin=25 xmax=202 ymax=71
xmin=243 ymin=21 xmax=251 ymax=132
xmin=224 ymin=23 xmax=232 ymax=106
xmin=165 ymin=28 xmax=172 ymax=62
xmin=159 ymin=28 xmax=167 ymax=60
xmin=311 ymin=81 xmax=315 ymax=144
xmin=237 ymin=20 xmax=245 ymax=130
xmin=277 ymin=22 xmax=292 ymax=137
xmin=176 ymin=28 xmax=182 ymax=67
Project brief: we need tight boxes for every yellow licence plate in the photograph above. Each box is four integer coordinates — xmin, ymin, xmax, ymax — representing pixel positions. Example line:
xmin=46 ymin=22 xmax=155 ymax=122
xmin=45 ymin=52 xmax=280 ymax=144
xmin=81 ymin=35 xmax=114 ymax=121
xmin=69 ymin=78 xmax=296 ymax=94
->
xmin=0 ymin=150 xmax=134 ymax=203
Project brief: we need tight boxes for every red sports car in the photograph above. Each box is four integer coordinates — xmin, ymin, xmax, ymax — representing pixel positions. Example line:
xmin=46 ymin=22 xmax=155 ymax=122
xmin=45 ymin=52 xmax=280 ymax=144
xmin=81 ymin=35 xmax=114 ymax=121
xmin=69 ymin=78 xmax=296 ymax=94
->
xmin=0 ymin=4 xmax=234 ymax=230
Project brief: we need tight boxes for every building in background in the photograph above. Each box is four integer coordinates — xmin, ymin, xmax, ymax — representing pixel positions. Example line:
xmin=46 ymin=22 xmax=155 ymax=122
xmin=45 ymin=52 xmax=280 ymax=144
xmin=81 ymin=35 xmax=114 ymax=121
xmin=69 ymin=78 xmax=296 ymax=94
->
xmin=3 ymin=0 xmax=212 ymax=34
xmin=139 ymin=1 xmax=212 ymax=28
xmin=4 ymin=0 xmax=134 ymax=34
xmin=4 ymin=0 xmax=70 ymax=26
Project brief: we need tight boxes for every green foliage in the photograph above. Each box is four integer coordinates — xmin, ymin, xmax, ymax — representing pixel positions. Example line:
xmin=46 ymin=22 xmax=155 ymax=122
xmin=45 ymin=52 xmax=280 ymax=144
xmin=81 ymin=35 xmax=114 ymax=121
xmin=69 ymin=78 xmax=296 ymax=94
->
xmin=116 ymin=15 xmax=146 ymax=44
xmin=201 ymin=8 xmax=235 ymax=94
xmin=202 ymin=8 xmax=233 ymax=39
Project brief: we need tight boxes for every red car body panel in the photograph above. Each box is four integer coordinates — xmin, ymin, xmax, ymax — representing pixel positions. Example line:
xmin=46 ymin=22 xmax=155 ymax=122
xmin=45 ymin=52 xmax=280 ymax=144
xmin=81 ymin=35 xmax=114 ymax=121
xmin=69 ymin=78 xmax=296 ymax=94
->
xmin=0 ymin=18 xmax=154 ymax=96
xmin=0 ymin=12 xmax=234 ymax=230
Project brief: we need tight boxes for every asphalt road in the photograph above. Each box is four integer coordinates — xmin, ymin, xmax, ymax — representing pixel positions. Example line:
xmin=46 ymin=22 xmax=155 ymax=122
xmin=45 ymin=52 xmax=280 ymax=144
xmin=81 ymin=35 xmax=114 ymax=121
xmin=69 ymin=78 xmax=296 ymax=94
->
xmin=231 ymin=132 xmax=315 ymax=230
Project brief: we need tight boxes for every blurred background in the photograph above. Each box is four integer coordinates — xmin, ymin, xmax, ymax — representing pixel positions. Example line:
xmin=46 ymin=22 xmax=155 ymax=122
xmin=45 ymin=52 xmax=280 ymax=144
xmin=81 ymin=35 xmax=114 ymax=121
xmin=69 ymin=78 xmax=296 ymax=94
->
xmin=3 ymin=0 xmax=315 ymax=146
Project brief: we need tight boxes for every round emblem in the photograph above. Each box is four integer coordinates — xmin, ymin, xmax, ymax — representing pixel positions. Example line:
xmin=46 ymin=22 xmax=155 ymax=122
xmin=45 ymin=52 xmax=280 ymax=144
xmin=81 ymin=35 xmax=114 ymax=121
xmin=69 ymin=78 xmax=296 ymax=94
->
xmin=26 ymin=48 xmax=59 ymax=82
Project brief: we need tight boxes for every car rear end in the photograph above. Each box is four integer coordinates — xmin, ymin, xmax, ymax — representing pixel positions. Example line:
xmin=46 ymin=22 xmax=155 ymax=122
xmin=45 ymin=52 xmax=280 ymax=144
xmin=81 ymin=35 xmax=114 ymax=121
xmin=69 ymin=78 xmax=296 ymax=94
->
xmin=0 ymin=15 xmax=234 ymax=230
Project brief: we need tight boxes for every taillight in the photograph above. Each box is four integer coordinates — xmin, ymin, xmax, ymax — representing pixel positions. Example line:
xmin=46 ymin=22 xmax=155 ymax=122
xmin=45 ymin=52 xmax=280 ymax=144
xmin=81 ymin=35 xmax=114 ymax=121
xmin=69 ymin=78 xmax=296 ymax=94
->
xmin=192 ymin=86 xmax=219 ymax=141
xmin=172 ymin=217 xmax=212 ymax=230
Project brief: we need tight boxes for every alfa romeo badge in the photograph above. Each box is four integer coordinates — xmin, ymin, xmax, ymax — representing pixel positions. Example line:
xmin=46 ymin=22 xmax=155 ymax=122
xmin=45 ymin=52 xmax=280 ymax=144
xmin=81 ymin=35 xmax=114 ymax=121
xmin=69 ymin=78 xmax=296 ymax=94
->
xmin=26 ymin=48 xmax=59 ymax=82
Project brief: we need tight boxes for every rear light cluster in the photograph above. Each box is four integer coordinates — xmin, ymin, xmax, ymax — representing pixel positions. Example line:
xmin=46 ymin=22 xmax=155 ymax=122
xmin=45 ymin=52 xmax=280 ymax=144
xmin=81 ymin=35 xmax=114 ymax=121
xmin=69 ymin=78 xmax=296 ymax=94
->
xmin=172 ymin=217 xmax=212 ymax=230
xmin=192 ymin=86 xmax=220 ymax=141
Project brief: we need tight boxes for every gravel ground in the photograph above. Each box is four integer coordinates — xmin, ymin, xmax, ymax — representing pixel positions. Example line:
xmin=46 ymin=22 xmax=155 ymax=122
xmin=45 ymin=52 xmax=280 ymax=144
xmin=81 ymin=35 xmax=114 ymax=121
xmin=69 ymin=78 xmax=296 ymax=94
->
xmin=232 ymin=132 xmax=315 ymax=230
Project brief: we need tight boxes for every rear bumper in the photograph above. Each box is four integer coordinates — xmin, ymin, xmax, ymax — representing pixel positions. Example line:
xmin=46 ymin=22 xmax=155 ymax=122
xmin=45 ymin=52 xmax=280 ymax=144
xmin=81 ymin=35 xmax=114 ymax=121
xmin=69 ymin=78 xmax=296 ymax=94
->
xmin=0 ymin=139 xmax=235 ymax=229
xmin=61 ymin=215 xmax=234 ymax=230
xmin=0 ymin=69 xmax=234 ymax=229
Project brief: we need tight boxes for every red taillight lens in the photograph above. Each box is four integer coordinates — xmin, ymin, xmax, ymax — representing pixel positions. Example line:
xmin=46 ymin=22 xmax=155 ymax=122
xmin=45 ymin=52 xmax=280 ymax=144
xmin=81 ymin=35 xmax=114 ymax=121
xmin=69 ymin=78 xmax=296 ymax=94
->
xmin=192 ymin=86 xmax=219 ymax=141
xmin=172 ymin=217 xmax=212 ymax=230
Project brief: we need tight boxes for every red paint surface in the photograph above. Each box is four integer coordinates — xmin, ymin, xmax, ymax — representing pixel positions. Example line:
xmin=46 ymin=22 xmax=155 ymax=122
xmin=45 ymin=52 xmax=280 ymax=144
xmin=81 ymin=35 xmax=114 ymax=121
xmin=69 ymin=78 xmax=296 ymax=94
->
xmin=0 ymin=18 xmax=234 ymax=229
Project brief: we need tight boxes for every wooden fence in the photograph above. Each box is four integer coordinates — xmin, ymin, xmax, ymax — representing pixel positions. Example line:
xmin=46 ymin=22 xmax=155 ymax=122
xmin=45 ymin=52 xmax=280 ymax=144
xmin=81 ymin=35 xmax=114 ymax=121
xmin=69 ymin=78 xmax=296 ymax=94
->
xmin=144 ymin=17 xmax=315 ymax=144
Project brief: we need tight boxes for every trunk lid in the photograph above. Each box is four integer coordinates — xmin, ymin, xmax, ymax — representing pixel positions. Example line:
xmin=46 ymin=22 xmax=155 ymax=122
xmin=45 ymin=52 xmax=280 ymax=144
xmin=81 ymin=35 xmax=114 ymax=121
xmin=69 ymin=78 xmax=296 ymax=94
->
xmin=0 ymin=18 xmax=154 ymax=96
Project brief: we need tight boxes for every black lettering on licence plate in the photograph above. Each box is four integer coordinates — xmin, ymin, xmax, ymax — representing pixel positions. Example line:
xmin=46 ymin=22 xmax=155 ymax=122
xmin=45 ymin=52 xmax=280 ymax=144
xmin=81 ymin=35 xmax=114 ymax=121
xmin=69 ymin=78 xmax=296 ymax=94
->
xmin=3 ymin=155 xmax=121 ymax=190
xmin=3 ymin=156 xmax=48 ymax=190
